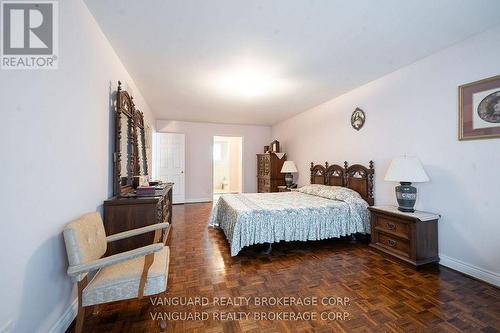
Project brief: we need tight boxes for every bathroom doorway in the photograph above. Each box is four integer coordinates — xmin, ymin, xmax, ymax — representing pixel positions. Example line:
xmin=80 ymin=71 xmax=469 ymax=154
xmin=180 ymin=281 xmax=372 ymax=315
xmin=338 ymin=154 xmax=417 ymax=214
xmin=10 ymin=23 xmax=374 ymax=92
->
xmin=212 ymin=136 xmax=243 ymax=201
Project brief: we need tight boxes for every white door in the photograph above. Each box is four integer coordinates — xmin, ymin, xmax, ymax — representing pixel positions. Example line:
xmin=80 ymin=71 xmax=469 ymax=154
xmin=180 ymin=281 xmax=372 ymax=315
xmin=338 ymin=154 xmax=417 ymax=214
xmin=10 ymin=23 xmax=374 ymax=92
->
xmin=156 ymin=133 xmax=185 ymax=203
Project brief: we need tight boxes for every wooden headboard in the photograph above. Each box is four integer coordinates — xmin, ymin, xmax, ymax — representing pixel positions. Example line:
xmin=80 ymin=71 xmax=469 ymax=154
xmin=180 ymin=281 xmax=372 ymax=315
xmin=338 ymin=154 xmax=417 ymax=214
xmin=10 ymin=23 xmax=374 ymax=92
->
xmin=310 ymin=161 xmax=374 ymax=205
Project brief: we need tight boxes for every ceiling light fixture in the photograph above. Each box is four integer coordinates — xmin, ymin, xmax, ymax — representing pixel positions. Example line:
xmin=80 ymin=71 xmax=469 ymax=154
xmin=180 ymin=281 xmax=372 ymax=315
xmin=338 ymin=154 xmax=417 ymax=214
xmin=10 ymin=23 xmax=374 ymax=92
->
xmin=206 ymin=60 xmax=291 ymax=98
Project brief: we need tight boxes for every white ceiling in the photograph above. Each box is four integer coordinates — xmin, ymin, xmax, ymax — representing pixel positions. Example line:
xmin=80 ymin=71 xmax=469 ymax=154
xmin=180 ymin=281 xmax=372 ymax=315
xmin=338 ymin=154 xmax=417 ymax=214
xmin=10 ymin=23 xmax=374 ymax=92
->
xmin=85 ymin=0 xmax=500 ymax=125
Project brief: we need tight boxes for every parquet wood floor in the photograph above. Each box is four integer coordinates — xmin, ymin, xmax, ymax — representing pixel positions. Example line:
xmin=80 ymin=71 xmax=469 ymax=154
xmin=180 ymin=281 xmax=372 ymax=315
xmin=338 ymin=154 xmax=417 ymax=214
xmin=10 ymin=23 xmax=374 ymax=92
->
xmin=67 ymin=203 xmax=500 ymax=333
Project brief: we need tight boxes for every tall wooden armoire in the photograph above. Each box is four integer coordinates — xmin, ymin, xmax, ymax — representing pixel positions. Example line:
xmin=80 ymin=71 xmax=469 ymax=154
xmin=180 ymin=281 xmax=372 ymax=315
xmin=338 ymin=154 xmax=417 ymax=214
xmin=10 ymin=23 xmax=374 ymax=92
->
xmin=257 ymin=153 xmax=286 ymax=192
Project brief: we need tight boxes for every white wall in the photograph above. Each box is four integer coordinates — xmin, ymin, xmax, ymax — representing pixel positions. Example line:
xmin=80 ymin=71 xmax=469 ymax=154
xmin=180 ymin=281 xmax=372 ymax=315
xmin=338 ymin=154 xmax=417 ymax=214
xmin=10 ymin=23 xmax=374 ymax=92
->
xmin=0 ymin=1 xmax=155 ymax=332
xmin=156 ymin=120 xmax=271 ymax=202
xmin=272 ymin=26 xmax=500 ymax=286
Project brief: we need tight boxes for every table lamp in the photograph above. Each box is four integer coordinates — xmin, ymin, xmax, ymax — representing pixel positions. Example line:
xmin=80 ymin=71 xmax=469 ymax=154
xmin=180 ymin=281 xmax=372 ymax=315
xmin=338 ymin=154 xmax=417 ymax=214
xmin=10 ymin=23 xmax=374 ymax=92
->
xmin=281 ymin=161 xmax=298 ymax=187
xmin=384 ymin=156 xmax=429 ymax=212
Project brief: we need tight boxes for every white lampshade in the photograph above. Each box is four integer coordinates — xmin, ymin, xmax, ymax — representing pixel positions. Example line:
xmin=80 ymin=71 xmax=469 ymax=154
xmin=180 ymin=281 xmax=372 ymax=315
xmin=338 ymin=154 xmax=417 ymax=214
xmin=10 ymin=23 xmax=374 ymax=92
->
xmin=384 ymin=156 xmax=429 ymax=182
xmin=281 ymin=161 xmax=298 ymax=173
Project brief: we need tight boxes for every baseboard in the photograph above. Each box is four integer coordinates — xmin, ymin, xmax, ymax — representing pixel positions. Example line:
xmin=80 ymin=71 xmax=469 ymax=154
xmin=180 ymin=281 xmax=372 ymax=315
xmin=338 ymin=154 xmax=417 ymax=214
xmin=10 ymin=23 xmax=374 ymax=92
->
xmin=183 ymin=197 xmax=213 ymax=203
xmin=48 ymin=298 xmax=77 ymax=333
xmin=439 ymin=254 xmax=500 ymax=287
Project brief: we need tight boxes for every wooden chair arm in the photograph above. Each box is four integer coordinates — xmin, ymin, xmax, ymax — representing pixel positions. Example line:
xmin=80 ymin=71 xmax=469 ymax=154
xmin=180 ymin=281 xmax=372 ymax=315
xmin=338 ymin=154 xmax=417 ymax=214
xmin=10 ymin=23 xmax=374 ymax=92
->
xmin=106 ymin=223 xmax=169 ymax=243
xmin=67 ymin=243 xmax=163 ymax=278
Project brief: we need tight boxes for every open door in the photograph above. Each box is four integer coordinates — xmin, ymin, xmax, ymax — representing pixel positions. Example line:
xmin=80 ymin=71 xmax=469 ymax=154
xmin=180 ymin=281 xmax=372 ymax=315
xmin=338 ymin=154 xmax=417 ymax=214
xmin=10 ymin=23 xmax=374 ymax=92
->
xmin=213 ymin=136 xmax=242 ymax=201
xmin=155 ymin=132 xmax=185 ymax=204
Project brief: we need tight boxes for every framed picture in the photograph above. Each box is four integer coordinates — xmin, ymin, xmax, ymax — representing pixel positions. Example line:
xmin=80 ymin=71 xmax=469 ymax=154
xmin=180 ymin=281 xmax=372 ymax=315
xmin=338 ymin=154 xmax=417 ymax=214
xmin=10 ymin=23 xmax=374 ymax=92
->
xmin=459 ymin=74 xmax=500 ymax=140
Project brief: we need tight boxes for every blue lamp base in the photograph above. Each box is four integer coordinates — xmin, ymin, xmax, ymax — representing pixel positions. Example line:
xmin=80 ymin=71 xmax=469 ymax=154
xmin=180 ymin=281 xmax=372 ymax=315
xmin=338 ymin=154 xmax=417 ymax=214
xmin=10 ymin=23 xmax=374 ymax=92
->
xmin=285 ymin=173 xmax=293 ymax=187
xmin=395 ymin=182 xmax=417 ymax=212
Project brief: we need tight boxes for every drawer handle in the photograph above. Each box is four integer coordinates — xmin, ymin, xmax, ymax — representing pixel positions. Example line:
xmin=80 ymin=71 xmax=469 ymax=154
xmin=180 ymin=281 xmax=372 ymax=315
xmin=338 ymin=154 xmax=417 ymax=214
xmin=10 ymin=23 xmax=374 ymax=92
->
xmin=387 ymin=239 xmax=397 ymax=247
xmin=386 ymin=222 xmax=396 ymax=230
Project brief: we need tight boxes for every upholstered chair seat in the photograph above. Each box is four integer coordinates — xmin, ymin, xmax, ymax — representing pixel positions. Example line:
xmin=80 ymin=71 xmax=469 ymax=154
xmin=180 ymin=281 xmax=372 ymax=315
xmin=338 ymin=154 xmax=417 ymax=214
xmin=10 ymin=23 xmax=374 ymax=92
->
xmin=82 ymin=246 xmax=169 ymax=306
xmin=63 ymin=212 xmax=170 ymax=333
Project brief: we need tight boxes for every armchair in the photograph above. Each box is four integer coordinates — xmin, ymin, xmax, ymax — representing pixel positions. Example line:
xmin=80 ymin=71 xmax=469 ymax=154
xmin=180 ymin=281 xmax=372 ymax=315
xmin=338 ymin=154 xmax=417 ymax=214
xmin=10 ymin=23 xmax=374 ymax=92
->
xmin=63 ymin=212 xmax=170 ymax=333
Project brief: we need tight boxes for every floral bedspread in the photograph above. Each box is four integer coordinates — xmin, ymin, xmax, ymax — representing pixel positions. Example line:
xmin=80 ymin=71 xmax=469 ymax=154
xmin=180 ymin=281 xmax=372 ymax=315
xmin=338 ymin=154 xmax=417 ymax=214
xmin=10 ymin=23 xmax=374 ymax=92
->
xmin=208 ymin=190 xmax=370 ymax=256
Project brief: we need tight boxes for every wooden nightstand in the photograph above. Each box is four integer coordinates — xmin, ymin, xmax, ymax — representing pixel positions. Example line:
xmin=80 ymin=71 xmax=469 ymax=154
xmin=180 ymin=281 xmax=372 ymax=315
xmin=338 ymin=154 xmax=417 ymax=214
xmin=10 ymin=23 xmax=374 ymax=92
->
xmin=277 ymin=186 xmax=291 ymax=192
xmin=368 ymin=205 xmax=440 ymax=267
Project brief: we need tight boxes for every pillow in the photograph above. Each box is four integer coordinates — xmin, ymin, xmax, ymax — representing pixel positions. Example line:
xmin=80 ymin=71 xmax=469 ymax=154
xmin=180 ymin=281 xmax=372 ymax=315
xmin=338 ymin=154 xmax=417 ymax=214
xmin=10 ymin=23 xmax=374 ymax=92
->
xmin=298 ymin=184 xmax=362 ymax=201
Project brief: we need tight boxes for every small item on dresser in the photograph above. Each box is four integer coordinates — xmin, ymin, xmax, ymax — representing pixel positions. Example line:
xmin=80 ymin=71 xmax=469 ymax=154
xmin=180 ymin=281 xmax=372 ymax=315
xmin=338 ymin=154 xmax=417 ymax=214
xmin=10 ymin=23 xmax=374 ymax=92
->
xmin=277 ymin=186 xmax=291 ymax=192
xmin=139 ymin=176 xmax=149 ymax=187
xmin=264 ymin=145 xmax=270 ymax=153
xmin=136 ymin=186 xmax=156 ymax=196
xmin=133 ymin=176 xmax=149 ymax=188
xmin=269 ymin=140 xmax=280 ymax=153
xmin=119 ymin=192 xmax=136 ymax=198
xmin=133 ymin=176 xmax=141 ymax=189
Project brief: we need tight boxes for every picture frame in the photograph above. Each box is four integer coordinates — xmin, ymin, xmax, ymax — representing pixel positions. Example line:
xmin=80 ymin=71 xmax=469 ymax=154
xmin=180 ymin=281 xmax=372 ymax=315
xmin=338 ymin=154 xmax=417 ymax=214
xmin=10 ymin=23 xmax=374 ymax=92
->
xmin=459 ymin=74 xmax=500 ymax=140
xmin=270 ymin=140 xmax=280 ymax=153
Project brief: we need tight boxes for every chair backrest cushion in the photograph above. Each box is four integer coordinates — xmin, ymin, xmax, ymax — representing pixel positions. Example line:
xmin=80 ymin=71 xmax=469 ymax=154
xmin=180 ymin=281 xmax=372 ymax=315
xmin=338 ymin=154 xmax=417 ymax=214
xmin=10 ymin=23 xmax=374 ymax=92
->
xmin=63 ymin=212 xmax=107 ymax=267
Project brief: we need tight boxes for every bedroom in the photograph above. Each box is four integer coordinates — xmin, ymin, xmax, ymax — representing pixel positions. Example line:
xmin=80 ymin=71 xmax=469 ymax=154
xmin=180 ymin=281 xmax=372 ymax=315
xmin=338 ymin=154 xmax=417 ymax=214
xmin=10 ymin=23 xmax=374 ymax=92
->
xmin=0 ymin=0 xmax=499 ymax=332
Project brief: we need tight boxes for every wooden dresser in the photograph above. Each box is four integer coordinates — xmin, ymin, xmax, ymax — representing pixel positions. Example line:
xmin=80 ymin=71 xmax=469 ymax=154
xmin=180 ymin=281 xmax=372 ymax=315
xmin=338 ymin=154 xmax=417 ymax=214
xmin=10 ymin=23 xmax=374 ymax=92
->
xmin=368 ymin=205 xmax=440 ymax=267
xmin=257 ymin=153 xmax=286 ymax=192
xmin=104 ymin=184 xmax=173 ymax=255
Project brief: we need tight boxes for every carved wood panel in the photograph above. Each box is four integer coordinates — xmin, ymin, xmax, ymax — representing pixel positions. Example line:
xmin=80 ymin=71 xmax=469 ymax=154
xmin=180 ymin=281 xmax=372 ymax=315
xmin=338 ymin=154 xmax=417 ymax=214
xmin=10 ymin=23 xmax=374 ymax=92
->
xmin=113 ymin=81 xmax=150 ymax=196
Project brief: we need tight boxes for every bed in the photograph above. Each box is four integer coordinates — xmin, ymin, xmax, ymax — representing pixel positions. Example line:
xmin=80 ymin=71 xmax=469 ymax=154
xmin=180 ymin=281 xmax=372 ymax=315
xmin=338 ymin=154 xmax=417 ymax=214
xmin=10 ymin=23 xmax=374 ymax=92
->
xmin=209 ymin=161 xmax=375 ymax=256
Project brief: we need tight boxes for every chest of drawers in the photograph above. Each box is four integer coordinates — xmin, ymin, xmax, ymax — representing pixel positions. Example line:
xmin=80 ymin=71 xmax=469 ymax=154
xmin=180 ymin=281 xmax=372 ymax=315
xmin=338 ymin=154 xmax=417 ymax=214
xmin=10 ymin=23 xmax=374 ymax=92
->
xmin=103 ymin=184 xmax=173 ymax=255
xmin=257 ymin=153 xmax=286 ymax=192
xmin=368 ymin=205 xmax=440 ymax=267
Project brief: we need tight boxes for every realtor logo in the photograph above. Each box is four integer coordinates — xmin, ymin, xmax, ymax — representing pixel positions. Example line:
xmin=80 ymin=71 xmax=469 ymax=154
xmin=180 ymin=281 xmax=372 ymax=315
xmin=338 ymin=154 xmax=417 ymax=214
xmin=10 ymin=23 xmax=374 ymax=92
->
xmin=1 ymin=1 xmax=58 ymax=69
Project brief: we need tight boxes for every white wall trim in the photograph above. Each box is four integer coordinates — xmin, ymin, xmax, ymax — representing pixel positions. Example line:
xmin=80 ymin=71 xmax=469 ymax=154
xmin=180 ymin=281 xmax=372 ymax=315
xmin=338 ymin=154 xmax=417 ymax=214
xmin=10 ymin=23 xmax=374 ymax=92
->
xmin=184 ymin=197 xmax=213 ymax=203
xmin=48 ymin=298 xmax=77 ymax=333
xmin=440 ymin=254 xmax=500 ymax=287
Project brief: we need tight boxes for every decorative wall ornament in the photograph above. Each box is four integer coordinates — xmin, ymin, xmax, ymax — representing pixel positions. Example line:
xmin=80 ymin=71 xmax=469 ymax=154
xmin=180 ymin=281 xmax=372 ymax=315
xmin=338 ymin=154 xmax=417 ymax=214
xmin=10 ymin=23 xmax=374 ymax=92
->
xmin=459 ymin=74 xmax=500 ymax=140
xmin=351 ymin=107 xmax=365 ymax=131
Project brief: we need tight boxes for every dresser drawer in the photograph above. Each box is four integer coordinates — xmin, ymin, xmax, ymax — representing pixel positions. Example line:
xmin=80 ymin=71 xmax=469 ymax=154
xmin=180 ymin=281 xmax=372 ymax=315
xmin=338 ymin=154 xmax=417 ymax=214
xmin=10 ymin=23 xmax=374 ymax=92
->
xmin=375 ymin=231 xmax=410 ymax=257
xmin=259 ymin=185 xmax=270 ymax=193
xmin=374 ymin=215 xmax=409 ymax=238
xmin=258 ymin=177 xmax=271 ymax=193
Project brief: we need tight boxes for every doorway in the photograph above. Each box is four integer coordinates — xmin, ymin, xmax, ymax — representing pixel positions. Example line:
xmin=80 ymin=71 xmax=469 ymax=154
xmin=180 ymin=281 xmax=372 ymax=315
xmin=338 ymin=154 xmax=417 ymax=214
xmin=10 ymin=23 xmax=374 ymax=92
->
xmin=213 ymin=136 xmax=242 ymax=201
xmin=154 ymin=132 xmax=186 ymax=204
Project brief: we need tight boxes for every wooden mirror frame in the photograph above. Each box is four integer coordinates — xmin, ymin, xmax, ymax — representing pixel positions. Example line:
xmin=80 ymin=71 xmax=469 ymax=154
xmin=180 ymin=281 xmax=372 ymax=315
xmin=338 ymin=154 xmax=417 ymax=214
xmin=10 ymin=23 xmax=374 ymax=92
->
xmin=113 ymin=81 xmax=149 ymax=196
xmin=133 ymin=108 xmax=148 ymax=177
